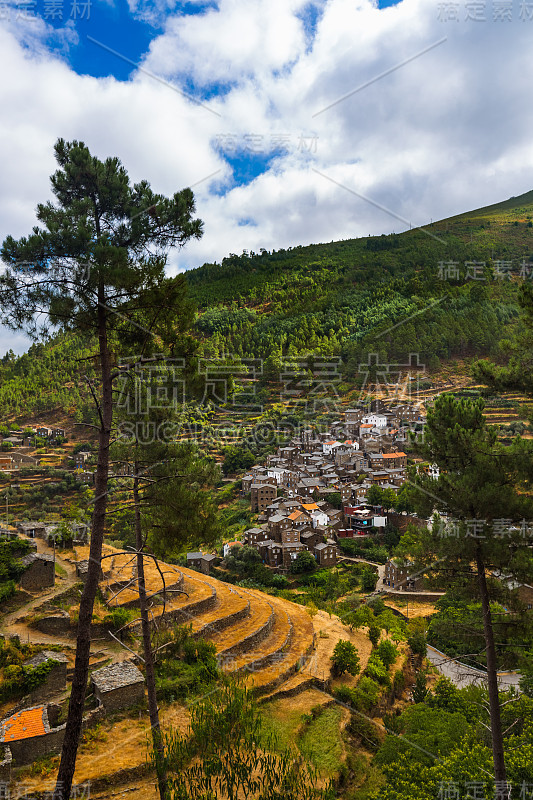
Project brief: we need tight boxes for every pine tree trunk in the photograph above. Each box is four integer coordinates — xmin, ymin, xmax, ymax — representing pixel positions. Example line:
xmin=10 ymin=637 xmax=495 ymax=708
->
xmin=475 ymin=543 xmax=508 ymax=792
xmin=55 ymin=288 xmax=112 ymax=799
xmin=133 ymin=463 xmax=168 ymax=800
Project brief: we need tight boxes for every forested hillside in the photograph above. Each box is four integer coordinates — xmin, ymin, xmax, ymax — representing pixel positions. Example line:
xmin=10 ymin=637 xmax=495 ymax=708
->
xmin=1 ymin=189 xmax=533 ymax=421
xmin=188 ymin=190 xmax=533 ymax=371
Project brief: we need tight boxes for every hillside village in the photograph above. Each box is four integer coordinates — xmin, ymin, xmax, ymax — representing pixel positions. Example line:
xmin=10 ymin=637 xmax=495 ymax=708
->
xmin=189 ymin=401 xmax=428 ymax=585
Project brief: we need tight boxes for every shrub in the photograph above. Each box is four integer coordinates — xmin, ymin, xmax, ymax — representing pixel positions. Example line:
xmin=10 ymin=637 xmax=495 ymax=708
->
xmin=153 ymin=623 xmax=219 ymax=702
xmin=361 ymin=567 xmax=378 ymax=592
xmin=289 ymin=550 xmax=317 ymax=574
xmin=412 ymin=670 xmax=429 ymax=703
xmin=365 ymin=654 xmax=390 ymax=686
xmin=0 ymin=659 xmax=58 ymax=702
xmin=368 ymin=625 xmax=381 ymax=647
xmin=376 ymin=640 xmax=398 ymax=669
xmin=407 ymin=629 xmax=427 ymax=658
xmin=102 ymin=607 xmax=134 ymax=631
xmin=392 ymin=669 xmax=406 ymax=698
xmin=331 ymin=640 xmax=360 ymax=677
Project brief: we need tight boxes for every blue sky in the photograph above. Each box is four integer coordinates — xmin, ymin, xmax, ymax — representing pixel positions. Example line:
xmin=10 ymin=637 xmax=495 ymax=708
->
xmin=1 ymin=0 xmax=533 ymax=354
xmin=46 ymin=0 xmax=401 ymax=83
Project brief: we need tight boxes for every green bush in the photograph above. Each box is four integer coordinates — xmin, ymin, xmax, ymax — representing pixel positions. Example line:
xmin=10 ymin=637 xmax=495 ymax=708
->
xmin=368 ymin=625 xmax=381 ymax=647
xmin=331 ymin=640 xmax=360 ymax=677
xmin=289 ymin=550 xmax=317 ymax=574
xmin=102 ymin=607 xmax=134 ymax=630
xmin=365 ymin=653 xmax=390 ymax=686
xmin=0 ymin=659 xmax=58 ymax=702
xmin=407 ymin=629 xmax=427 ymax=658
xmin=392 ymin=669 xmax=406 ymax=698
xmin=376 ymin=639 xmax=398 ymax=669
xmin=335 ymin=680 xmax=380 ymax=715
xmin=154 ymin=623 xmax=219 ymax=702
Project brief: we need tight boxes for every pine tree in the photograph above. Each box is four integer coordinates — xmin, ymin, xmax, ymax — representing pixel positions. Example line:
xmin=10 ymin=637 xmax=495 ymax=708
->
xmin=411 ymin=394 xmax=533 ymax=791
xmin=0 ymin=138 xmax=202 ymax=799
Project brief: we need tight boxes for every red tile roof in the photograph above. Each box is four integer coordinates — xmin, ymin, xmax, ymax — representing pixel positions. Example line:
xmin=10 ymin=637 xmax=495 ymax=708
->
xmin=1 ymin=707 xmax=47 ymax=742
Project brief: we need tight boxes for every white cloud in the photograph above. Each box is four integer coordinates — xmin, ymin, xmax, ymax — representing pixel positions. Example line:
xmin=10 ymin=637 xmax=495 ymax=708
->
xmin=2 ymin=0 xmax=533 ymax=353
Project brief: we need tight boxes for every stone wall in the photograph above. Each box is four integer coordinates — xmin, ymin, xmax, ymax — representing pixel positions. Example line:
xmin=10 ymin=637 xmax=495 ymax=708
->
xmin=193 ymin=598 xmax=250 ymax=639
xmin=167 ymin=587 xmax=216 ymax=624
xmin=381 ymin=588 xmax=445 ymax=601
xmin=387 ymin=513 xmax=427 ymax=533
xmin=33 ymin=612 xmax=72 ymax=635
xmin=95 ymin=681 xmax=145 ymax=713
xmin=0 ymin=747 xmax=11 ymax=783
xmin=218 ymin=603 xmax=274 ymax=658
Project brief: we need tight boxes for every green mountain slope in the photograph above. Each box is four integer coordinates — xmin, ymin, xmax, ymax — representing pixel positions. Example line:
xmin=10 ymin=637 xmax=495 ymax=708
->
xmin=187 ymin=191 xmax=533 ymax=370
xmin=1 ymin=190 xmax=533 ymax=421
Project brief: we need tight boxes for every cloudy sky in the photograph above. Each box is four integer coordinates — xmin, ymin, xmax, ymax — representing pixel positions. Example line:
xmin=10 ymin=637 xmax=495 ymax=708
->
xmin=1 ymin=0 xmax=533 ymax=353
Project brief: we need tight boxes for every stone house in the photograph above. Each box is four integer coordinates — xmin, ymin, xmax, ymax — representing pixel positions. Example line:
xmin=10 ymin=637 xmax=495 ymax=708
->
xmin=258 ymin=540 xmax=282 ymax=568
xmin=280 ymin=541 xmax=305 ymax=568
xmin=35 ymin=426 xmax=52 ymax=438
xmin=0 ymin=705 xmax=65 ymax=766
xmin=19 ymin=553 xmax=55 ymax=590
xmin=23 ymin=651 xmax=68 ymax=703
xmin=288 ymin=510 xmax=311 ymax=529
xmin=313 ymin=541 xmax=337 ymax=567
xmin=300 ymin=530 xmax=325 ymax=550
xmin=383 ymin=558 xmax=424 ymax=591
xmin=250 ymin=483 xmax=277 ymax=512
xmin=279 ymin=525 xmax=301 ymax=545
xmin=243 ymin=527 xmax=269 ymax=547
xmin=76 ymin=559 xmax=105 ymax=583
xmin=267 ymin=514 xmax=291 ymax=542
xmin=91 ymin=661 xmax=145 ymax=713
xmin=16 ymin=521 xmax=47 ymax=539
xmin=186 ymin=552 xmax=218 ymax=575
xmin=241 ymin=474 xmax=254 ymax=493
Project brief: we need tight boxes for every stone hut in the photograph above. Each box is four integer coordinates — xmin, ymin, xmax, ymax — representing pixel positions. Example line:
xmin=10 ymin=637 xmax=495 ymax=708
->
xmin=0 ymin=705 xmax=65 ymax=766
xmin=91 ymin=661 xmax=145 ymax=712
xmin=186 ymin=552 xmax=218 ymax=575
xmin=18 ymin=553 xmax=55 ymax=590
xmin=23 ymin=651 xmax=68 ymax=703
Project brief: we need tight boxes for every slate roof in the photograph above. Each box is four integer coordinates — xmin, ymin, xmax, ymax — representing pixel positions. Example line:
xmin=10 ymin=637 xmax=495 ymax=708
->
xmin=24 ymin=650 xmax=68 ymax=668
xmin=92 ymin=661 xmax=145 ymax=693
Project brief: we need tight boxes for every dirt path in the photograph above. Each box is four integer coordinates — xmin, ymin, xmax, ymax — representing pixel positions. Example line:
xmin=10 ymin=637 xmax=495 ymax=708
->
xmin=0 ymin=540 xmax=126 ymax=660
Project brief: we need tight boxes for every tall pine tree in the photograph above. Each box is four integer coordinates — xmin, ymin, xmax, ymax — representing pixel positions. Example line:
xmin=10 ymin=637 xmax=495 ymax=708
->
xmin=0 ymin=139 xmax=202 ymax=799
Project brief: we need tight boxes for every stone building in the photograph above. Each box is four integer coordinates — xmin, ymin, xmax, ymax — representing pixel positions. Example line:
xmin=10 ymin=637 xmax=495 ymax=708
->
xmin=243 ymin=527 xmax=269 ymax=547
xmin=18 ymin=553 xmax=55 ymax=590
xmin=313 ymin=541 xmax=337 ymax=567
xmin=383 ymin=558 xmax=424 ymax=591
xmin=250 ymin=483 xmax=277 ymax=512
xmin=91 ymin=661 xmax=145 ymax=713
xmin=16 ymin=521 xmax=47 ymax=539
xmin=186 ymin=552 xmax=218 ymax=575
xmin=0 ymin=705 xmax=65 ymax=766
xmin=23 ymin=651 xmax=68 ymax=703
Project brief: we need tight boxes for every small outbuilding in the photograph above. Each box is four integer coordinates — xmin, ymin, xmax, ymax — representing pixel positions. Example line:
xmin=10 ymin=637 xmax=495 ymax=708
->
xmin=18 ymin=553 xmax=55 ymax=591
xmin=23 ymin=650 xmax=68 ymax=702
xmin=91 ymin=661 xmax=145 ymax=713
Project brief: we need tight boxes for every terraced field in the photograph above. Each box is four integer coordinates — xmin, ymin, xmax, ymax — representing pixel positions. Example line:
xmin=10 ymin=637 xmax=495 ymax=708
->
xmin=75 ymin=544 xmax=317 ymax=697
